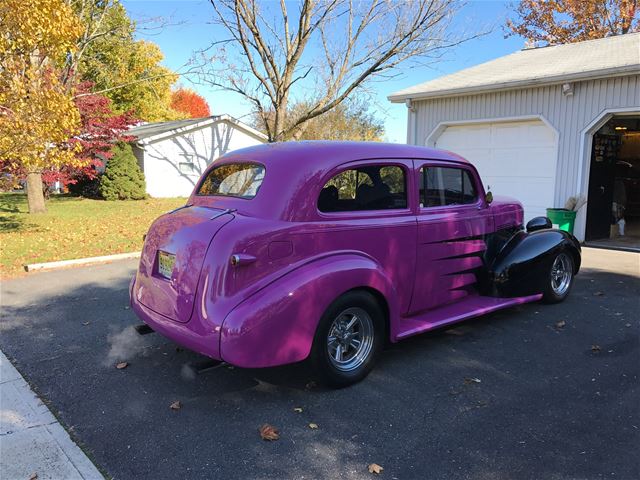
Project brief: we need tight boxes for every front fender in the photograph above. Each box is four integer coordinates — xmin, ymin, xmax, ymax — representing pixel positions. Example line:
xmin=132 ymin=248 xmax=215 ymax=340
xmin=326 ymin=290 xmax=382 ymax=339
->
xmin=489 ymin=229 xmax=581 ymax=297
xmin=219 ymin=252 xmax=398 ymax=368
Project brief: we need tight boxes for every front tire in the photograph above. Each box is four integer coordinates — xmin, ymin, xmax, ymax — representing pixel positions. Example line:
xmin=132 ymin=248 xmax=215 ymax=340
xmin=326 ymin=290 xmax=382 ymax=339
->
xmin=310 ymin=291 xmax=384 ymax=388
xmin=542 ymin=251 xmax=574 ymax=303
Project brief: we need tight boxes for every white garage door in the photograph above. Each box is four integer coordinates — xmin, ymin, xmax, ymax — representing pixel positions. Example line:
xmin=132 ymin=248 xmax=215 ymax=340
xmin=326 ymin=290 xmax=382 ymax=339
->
xmin=434 ymin=120 xmax=558 ymax=223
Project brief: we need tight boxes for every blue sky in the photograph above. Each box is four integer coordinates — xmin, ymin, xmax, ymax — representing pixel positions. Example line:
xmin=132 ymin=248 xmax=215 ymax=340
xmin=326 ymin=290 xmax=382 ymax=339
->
xmin=122 ymin=0 xmax=525 ymax=142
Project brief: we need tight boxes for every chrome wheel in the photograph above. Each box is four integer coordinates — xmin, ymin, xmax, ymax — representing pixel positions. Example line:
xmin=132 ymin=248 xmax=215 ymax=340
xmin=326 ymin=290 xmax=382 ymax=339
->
xmin=326 ymin=307 xmax=374 ymax=372
xmin=550 ymin=253 xmax=572 ymax=296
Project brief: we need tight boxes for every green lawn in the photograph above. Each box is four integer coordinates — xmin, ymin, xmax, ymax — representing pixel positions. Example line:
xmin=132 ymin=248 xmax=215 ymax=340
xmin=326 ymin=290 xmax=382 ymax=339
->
xmin=0 ymin=193 xmax=186 ymax=277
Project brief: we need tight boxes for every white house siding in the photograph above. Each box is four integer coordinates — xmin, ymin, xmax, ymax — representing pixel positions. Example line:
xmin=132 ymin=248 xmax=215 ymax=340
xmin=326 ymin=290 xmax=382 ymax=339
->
xmin=132 ymin=145 xmax=145 ymax=172
xmin=141 ymin=121 xmax=264 ymax=198
xmin=408 ymin=75 xmax=640 ymax=240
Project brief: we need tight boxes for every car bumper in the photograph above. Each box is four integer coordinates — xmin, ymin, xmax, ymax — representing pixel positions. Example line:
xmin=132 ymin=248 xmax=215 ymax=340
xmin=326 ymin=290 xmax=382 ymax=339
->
xmin=129 ymin=276 xmax=222 ymax=361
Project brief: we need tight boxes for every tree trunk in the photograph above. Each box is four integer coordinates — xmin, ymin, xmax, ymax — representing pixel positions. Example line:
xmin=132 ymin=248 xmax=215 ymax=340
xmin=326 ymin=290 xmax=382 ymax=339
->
xmin=26 ymin=172 xmax=47 ymax=214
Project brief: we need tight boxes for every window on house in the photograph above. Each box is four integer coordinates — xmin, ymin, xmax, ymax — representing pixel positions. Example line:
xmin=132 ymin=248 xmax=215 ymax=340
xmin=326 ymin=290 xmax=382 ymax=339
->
xmin=420 ymin=166 xmax=477 ymax=207
xmin=318 ymin=165 xmax=407 ymax=212
xmin=178 ymin=154 xmax=197 ymax=175
xmin=179 ymin=162 xmax=197 ymax=175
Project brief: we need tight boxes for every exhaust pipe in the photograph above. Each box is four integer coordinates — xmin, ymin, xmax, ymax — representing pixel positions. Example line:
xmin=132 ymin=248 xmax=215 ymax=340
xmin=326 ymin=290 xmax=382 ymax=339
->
xmin=134 ymin=324 xmax=154 ymax=335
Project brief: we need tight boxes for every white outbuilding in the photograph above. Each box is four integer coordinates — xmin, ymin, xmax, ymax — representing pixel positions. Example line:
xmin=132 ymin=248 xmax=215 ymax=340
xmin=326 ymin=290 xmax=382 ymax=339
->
xmin=389 ymin=33 xmax=640 ymax=249
xmin=128 ymin=115 xmax=267 ymax=198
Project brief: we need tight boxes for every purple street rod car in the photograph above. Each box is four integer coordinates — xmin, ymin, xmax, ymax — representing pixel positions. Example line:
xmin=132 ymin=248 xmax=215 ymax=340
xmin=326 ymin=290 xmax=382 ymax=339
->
xmin=130 ymin=141 xmax=581 ymax=387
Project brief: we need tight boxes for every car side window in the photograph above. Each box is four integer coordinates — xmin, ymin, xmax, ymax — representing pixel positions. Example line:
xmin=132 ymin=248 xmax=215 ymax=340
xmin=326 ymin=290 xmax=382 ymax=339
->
xmin=318 ymin=165 xmax=407 ymax=212
xmin=420 ymin=166 xmax=477 ymax=207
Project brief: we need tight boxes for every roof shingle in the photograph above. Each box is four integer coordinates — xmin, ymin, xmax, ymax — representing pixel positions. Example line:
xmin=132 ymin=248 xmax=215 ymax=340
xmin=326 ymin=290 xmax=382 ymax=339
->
xmin=127 ymin=115 xmax=267 ymax=142
xmin=388 ymin=33 xmax=640 ymax=102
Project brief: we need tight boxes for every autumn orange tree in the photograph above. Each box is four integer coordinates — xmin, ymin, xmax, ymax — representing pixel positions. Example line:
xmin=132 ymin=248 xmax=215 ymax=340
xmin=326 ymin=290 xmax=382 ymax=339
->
xmin=72 ymin=0 xmax=180 ymax=122
xmin=507 ymin=0 xmax=638 ymax=45
xmin=171 ymin=88 xmax=211 ymax=118
xmin=0 ymin=0 xmax=83 ymax=213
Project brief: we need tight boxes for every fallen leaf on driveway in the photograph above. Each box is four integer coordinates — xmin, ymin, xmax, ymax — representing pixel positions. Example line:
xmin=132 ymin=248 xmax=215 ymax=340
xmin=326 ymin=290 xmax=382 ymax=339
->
xmin=593 ymin=291 xmax=604 ymax=296
xmin=293 ymin=407 xmax=303 ymax=413
xmin=82 ymin=321 xmax=90 ymax=326
xmin=555 ymin=320 xmax=566 ymax=329
xmin=305 ymin=381 xmax=317 ymax=390
xmin=29 ymin=473 xmax=38 ymax=480
xmin=625 ymin=323 xmax=631 ymax=327
xmin=259 ymin=424 xmax=279 ymax=441
xmin=308 ymin=423 xmax=318 ymax=429
xmin=169 ymin=401 xmax=182 ymax=410
xmin=116 ymin=362 xmax=128 ymax=370
xmin=591 ymin=344 xmax=601 ymax=353
xmin=368 ymin=463 xmax=384 ymax=474
xmin=464 ymin=377 xmax=481 ymax=384
xmin=445 ymin=327 xmax=466 ymax=336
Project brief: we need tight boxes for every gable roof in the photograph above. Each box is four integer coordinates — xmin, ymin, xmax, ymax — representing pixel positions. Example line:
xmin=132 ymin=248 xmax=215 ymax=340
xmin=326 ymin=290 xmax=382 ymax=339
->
xmin=388 ymin=33 xmax=640 ymax=102
xmin=128 ymin=114 xmax=268 ymax=144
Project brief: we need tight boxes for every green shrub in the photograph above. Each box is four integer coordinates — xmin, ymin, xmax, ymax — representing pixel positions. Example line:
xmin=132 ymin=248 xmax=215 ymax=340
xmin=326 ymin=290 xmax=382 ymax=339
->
xmin=99 ymin=143 xmax=147 ymax=200
xmin=68 ymin=174 xmax=102 ymax=199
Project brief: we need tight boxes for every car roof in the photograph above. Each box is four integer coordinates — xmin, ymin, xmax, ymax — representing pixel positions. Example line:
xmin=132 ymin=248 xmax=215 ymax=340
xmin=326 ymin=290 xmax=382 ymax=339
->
xmin=220 ymin=141 xmax=469 ymax=171
xmin=196 ymin=141 xmax=471 ymax=222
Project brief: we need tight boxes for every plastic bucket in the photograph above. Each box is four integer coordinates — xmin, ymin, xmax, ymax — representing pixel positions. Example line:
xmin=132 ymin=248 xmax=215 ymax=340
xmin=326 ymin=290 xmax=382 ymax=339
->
xmin=546 ymin=208 xmax=576 ymax=234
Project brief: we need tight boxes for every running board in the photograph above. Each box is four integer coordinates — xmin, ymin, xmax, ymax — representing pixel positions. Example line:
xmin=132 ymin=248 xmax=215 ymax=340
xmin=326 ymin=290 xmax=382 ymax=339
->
xmin=394 ymin=294 xmax=542 ymax=341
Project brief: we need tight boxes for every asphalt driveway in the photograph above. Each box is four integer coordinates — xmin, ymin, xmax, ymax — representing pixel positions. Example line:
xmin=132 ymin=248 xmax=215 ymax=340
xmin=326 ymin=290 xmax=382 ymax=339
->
xmin=1 ymin=248 xmax=638 ymax=480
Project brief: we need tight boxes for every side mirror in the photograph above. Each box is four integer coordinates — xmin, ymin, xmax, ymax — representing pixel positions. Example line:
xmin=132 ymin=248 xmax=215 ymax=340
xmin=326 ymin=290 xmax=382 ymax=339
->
xmin=526 ymin=216 xmax=552 ymax=233
xmin=485 ymin=191 xmax=493 ymax=204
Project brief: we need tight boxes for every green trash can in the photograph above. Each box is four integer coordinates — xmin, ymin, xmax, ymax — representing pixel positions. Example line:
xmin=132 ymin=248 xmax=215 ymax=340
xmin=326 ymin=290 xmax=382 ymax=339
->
xmin=546 ymin=208 xmax=576 ymax=234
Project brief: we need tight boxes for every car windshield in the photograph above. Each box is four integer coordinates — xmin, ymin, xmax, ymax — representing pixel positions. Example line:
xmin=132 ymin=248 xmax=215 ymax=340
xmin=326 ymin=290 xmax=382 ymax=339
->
xmin=196 ymin=163 xmax=265 ymax=199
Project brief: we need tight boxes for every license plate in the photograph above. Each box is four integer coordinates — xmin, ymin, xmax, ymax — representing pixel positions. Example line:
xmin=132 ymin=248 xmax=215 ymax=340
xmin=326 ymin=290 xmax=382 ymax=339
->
xmin=158 ymin=251 xmax=176 ymax=279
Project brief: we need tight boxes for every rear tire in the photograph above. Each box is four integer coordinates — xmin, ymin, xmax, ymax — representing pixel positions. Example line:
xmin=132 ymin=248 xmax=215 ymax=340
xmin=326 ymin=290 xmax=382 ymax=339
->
xmin=542 ymin=251 xmax=574 ymax=303
xmin=310 ymin=291 xmax=385 ymax=388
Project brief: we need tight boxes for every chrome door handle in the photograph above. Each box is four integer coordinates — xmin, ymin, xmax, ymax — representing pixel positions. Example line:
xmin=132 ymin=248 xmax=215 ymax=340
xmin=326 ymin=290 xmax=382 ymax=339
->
xmin=230 ymin=253 xmax=256 ymax=267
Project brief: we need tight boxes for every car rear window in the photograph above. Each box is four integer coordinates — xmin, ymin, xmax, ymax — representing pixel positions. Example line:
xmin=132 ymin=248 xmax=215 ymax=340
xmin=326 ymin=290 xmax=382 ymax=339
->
xmin=318 ymin=165 xmax=407 ymax=212
xmin=197 ymin=163 xmax=265 ymax=199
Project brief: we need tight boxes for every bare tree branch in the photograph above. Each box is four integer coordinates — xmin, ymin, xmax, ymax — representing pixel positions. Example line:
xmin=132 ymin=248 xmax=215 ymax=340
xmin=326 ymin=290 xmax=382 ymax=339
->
xmin=193 ymin=0 xmax=479 ymax=142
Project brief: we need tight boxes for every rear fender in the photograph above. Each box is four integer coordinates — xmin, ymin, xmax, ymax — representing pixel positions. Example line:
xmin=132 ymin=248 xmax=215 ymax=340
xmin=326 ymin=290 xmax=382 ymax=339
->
xmin=489 ymin=229 xmax=581 ymax=297
xmin=219 ymin=252 xmax=398 ymax=368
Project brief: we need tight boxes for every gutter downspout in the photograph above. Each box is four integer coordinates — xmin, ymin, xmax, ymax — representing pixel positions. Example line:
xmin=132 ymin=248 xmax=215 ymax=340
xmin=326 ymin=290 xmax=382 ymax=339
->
xmin=405 ymin=98 xmax=417 ymax=145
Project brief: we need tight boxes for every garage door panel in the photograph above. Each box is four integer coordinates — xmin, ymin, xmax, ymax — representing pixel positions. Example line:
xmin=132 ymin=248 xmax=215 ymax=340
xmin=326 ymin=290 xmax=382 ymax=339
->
xmin=490 ymin=147 xmax=556 ymax=174
xmin=437 ymin=126 xmax=491 ymax=148
xmin=442 ymin=148 xmax=491 ymax=163
xmin=463 ymin=149 xmax=555 ymax=178
xmin=491 ymin=123 xmax=555 ymax=148
xmin=483 ymin=177 xmax=554 ymax=203
xmin=434 ymin=119 xmax=558 ymax=223
xmin=521 ymin=206 xmax=547 ymax=220
xmin=491 ymin=124 xmax=528 ymax=147
xmin=525 ymin=123 xmax=556 ymax=145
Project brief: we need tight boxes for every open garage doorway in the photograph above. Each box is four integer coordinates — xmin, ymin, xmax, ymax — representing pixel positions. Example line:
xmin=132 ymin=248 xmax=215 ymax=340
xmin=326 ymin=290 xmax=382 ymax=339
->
xmin=585 ymin=116 xmax=640 ymax=251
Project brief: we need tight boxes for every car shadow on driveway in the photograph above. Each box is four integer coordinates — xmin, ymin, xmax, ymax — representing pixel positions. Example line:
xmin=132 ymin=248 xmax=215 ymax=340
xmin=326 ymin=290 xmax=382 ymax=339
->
xmin=1 ymin=261 xmax=638 ymax=480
